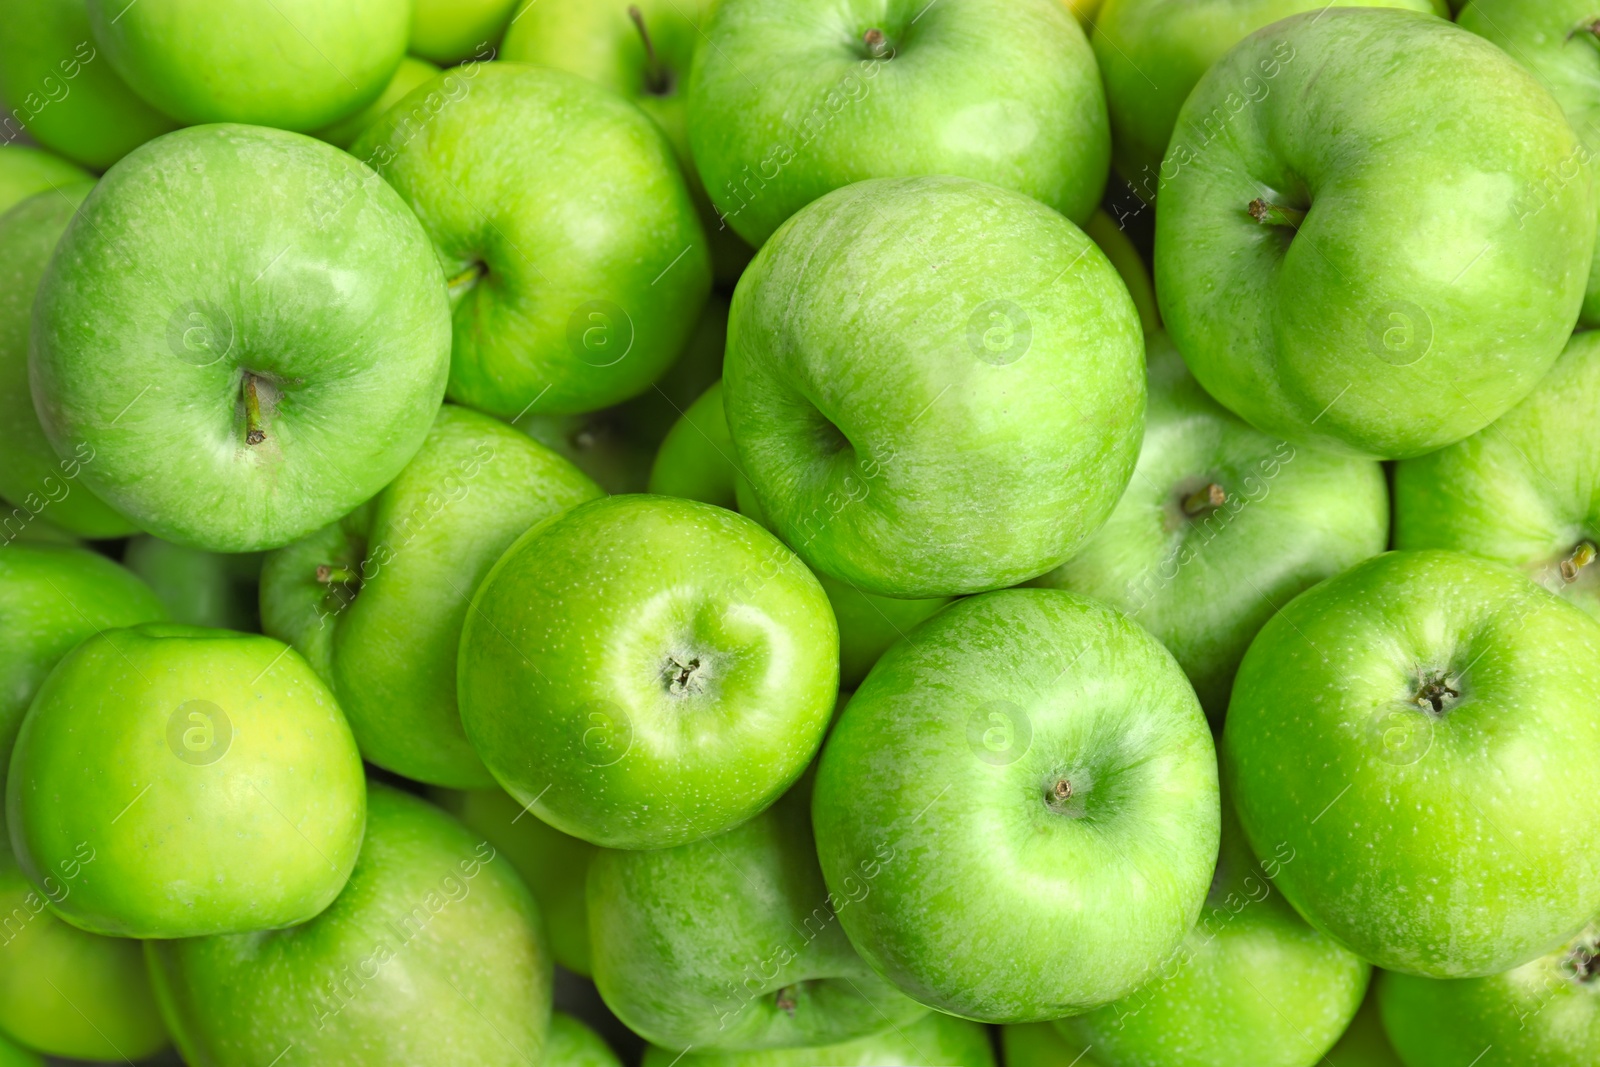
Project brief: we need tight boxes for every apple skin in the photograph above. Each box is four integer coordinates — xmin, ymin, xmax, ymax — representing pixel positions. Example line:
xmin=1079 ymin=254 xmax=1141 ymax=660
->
xmin=1223 ymin=550 xmax=1600 ymax=978
xmin=85 ymin=0 xmax=408 ymax=131
xmin=1155 ymin=8 xmax=1594 ymax=460
xmin=1054 ymin=796 xmax=1369 ymax=1067
xmin=0 ymin=544 xmax=164 ymax=795
xmin=1092 ymin=0 xmax=1438 ymax=192
xmin=725 ymin=176 xmax=1144 ymax=599
xmin=1032 ymin=331 xmax=1388 ymax=719
xmin=0 ymin=185 xmax=137 ymax=539
xmin=0 ymin=1033 xmax=37 ymax=1067
xmin=262 ymin=404 xmax=601 ymax=789
xmin=459 ymin=493 xmax=838 ymax=849
xmin=431 ymin=786 xmax=598 ymax=975
xmin=0 ymin=146 xmax=88 ymax=215
xmin=1002 ymin=1023 xmax=1108 ymax=1067
xmin=587 ymin=777 xmax=926 ymax=1051
xmin=315 ymin=55 xmax=439 ymax=150
xmin=123 ymin=535 xmax=262 ymax=631
xmin=0 ymin=0 xmax=178 ymax=170
xmin=0 ymin=840 xmax=167 ymax=1061
xmin=1084 ymin=208 xmax=1160 ymax=339
xmin=146 ymin=783 xmax=552 ymax=1067
xmin=31 ymin=123 xmax=451 ymax=553
xmin=6 ymin=622 xmax=366 ymax=939
xmin=352 ymin=62 xmax=711 ymax=419
xmin=813 ymin=588 xmax=1219 ymax=1022
xmin=1458 ymin=0 xmax=1600 ymax=325
xmin=547 ymin=1012 xmax=623 ymax=1067
xmin=1377 ymin=923 xmax=1600 ymax=1067
xmin=410 ymin=0 xmax=520 ymax=64
xmin=1393 ymin=318 xmax=1600 ymax=621
xmin=640 ymin=1006 xmax=996 ymax=1067
xmin=1324 ymin=987 xmax=1405 ymax=1067
xmin=686 ymin=0 xmax=1109 ymax=248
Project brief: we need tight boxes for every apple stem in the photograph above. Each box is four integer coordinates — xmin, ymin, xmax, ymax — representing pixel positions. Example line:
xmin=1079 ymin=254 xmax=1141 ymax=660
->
xmin=243 ymin=373 xmax=266 ymax=446
xmin=629 ymin=6 xmax=670 ymax=95
xmin=1560 ymin=542 xmax=1596 ymax=583
xmin=1181 ymin=483 xmax=1226 ymax=517
xmin=1248 ymin=199 xmax=1306 ymax=229
xmin=447 ymin=260 xmax=487 ymax=296
xmin=316 ymin=565 xmax=360 ymax=585
xmin=863 ymin=28 xmax=890 ymax=58
xmin=774 ymin=986 xmax=798 ymax=1016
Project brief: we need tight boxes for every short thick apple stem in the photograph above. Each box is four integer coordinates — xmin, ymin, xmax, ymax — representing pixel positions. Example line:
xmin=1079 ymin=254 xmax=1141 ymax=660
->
xmin=628 ymin=5 xmax=670 ymax=95
xmin=1181 ymin=483 xmax=1226 ymax=517
xmin=1248 ymin=199 xmax=1306 ymax=229
xmin=316 ymin=565 xmax=360 ymax=585
xmin=243 ymin=373 xmax=266 ymax=446
xmin=1560 ymin=541 xmax=1595 ymax=583
xmin=863 ymin=28 xmax=890 ymax=58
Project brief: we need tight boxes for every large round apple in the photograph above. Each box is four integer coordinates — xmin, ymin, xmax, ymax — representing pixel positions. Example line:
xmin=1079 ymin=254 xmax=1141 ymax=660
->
xmin=352 ymin=63 xmax=711 ymax=418
xmin=1155 ymin=8 xmax=1594 ymax=459
xmin=724 ymin=176 xmax=1144 ymax=598
xmin=812 ymin=588 xmax=1219 ymax=1022
xmin=1224 ymin=550 xmax=1600 ymax=977
xmin=458 ymin=494 xmax=838 ymax=849
xmin=686 ymin=0 xmax=1109 ymax=246
xmin=30 ymin=124 xmax=451 ymax=553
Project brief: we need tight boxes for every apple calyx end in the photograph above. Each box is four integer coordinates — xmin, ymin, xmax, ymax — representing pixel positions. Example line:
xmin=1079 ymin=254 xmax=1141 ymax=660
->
xmin=662 ymin=655 xmax=708 ymax=697
xmin=1411 ymin=672 xmax=1460 ymax=717
xmin=1565 ymin=938 xmax=1599 ymax=985
xmin=1044 ymin=777 xmax=1075 ymax=814
xmin=774 ymin=985 xmax=799 ymax=1016
xmin=316 ymin=565 xmax=361 ymax=587
xmin=1181 ymin=483 xmax=1226 ymax=518
xmin=1247 ymin=199 xmax=1305 ymax=230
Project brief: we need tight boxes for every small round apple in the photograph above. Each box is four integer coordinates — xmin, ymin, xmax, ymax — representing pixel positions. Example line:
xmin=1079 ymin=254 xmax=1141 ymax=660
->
xmin=30 ymin=124 xmax=452 ymax=553
xmin=687 ymin=0 xmax=1109 ymax=246
xmin=1377 ymin=923 xmax=1600 ymax=1067
xmin=547 ymin=1012 xmax=623 ymax=1067
xmin=0 ymin=146 xmax=89 ymax=216
xmin=812 ymin=588 xmax=1220 ymax=1022
xmin=0 ymin=185 xmax=137 ymax=540
xmin=1394 ymin=330 xmax=1600 ymax=621
xmin=1155 ymin=8 xmax=1595 ymax=459
xmin=262 ymin=404 xmax=602 ymax=789
xmin=6 ymin=623 xmax=366 ymax=939
xmin=314 ymin=55 xmax=440 ymax=151
xmin=352 ymin=63 xmax=711 ymax=419
xmin=85 ymin=0 xmax=409 ymax=131
xmin=458 ymin=494 xmax=838 ymax=849
xmin=146 ymin=784 xmax=552 ymax=1066
xmin=724 ymin=176 xmax=1144 ymax=598
xmin=411 ymin=0 xmax=520 ymax=64
xmin=588 ymin=779 xmax=926 ymax=1050
xmin=1224 ymin=550 xmax=1600 ymax=977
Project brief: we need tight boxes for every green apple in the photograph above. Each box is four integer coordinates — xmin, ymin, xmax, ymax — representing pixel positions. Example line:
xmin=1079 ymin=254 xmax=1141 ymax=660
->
xmin=0 ymin=543 xmax=164 ymax=793
xmin=725 ymin=175 xmax=1144 ymax=598
xmin=1323 ymin=986 xmax=1404 ymax=1067
xmin=1155 ymin=8 xmax=1594 ymax=459
xmin=820 ymin=575 xmax=949 ymax=689
xmin=1224 ymin=550 xmax=1600 ymax=978
xmin=1394 ymin=311 xmax=1600 ymax=620
xmin=262 ymin=404 xmax=601 ymax=788
xmin=315 ymin=55 xmax=439 ymax=150
xmin=1001 ymin=1023 xmax=1107 ymax=1067
xmin=85 ymin=0 xmax=408 ymax=131
xmin=1055 ymin=795 xmax=1369 ymax=1067
xmin=123 ymin=536 xmax=262 ymax=631
xmin=411 ymin=0 xmax=518 ymax=64
xmin=1084 ymin=208 xmax=1160 ymax=339
xmin=640 ymin=1007 xmax=996 ymax=1067
xmin=587 ymin=777 xmax=926 ymax=1050
xmin=7 ymin=622 xmax=366 ymax=938
xmin=146 ymin=783 xmax=552 ymax=1066
xmin=547 ymin=1011 xmax=623 ymax=1067
xmin=0 ymin=146 xmax=88 ymax=214
xmin=352 ymin=62 xmax=710 ymax=419
xmin=431 ymin=786 xmax=598 ymax=975
xmin=1459 ymin=1 xmax=1600 ymax=325
xmin=0 ymin=0 xmax=177 ymax=169
xmin=31 ymin=123 xmax=451 ymax=553
xmin=1032 ymin=332 xmax=1387 ymax=718
xmin=0 ymin=184 xmax=136 ymax=539
xmin=0 ymin=1033 xmax=37 ymax=1067
xmin=1377 ymin=922 xmax=1600 ymax=1067
xmin=459 ymin=494 xmax=838 ymax=849
xmin=686 ymin=0 xmax=1109 ymax=247
xmin=0 ymin=840 xmax=167 ymax=1061
xmin=1092 ymin=0 xmax=1439 ymax=193
xmin=813 ymin=588 xmax=1219 ymax=1021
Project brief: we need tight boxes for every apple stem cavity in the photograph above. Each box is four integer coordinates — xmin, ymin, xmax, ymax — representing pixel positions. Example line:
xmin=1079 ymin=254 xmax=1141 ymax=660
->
xmin=1248 ymin=199 xmax=1306 ymax=230
xmin=447 ymin=260 xmax=488 ymax=298
xmin=863 ymin=28 xmax=891 ymax=59
xmin=242 ymin=373 xmax=266 ymax=446
xmin=628 ymin=6 xmax=672 ymax=96
xmin=1560 ymin=541 xmax=1596 ymax=583
xmin=1181 ymin=483 xmax=1227 ymax=517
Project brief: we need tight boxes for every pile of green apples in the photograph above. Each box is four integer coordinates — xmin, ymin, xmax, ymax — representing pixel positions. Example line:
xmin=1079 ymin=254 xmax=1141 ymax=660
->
xmin=0 ymin=0 xmax=1598 ymax=1064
